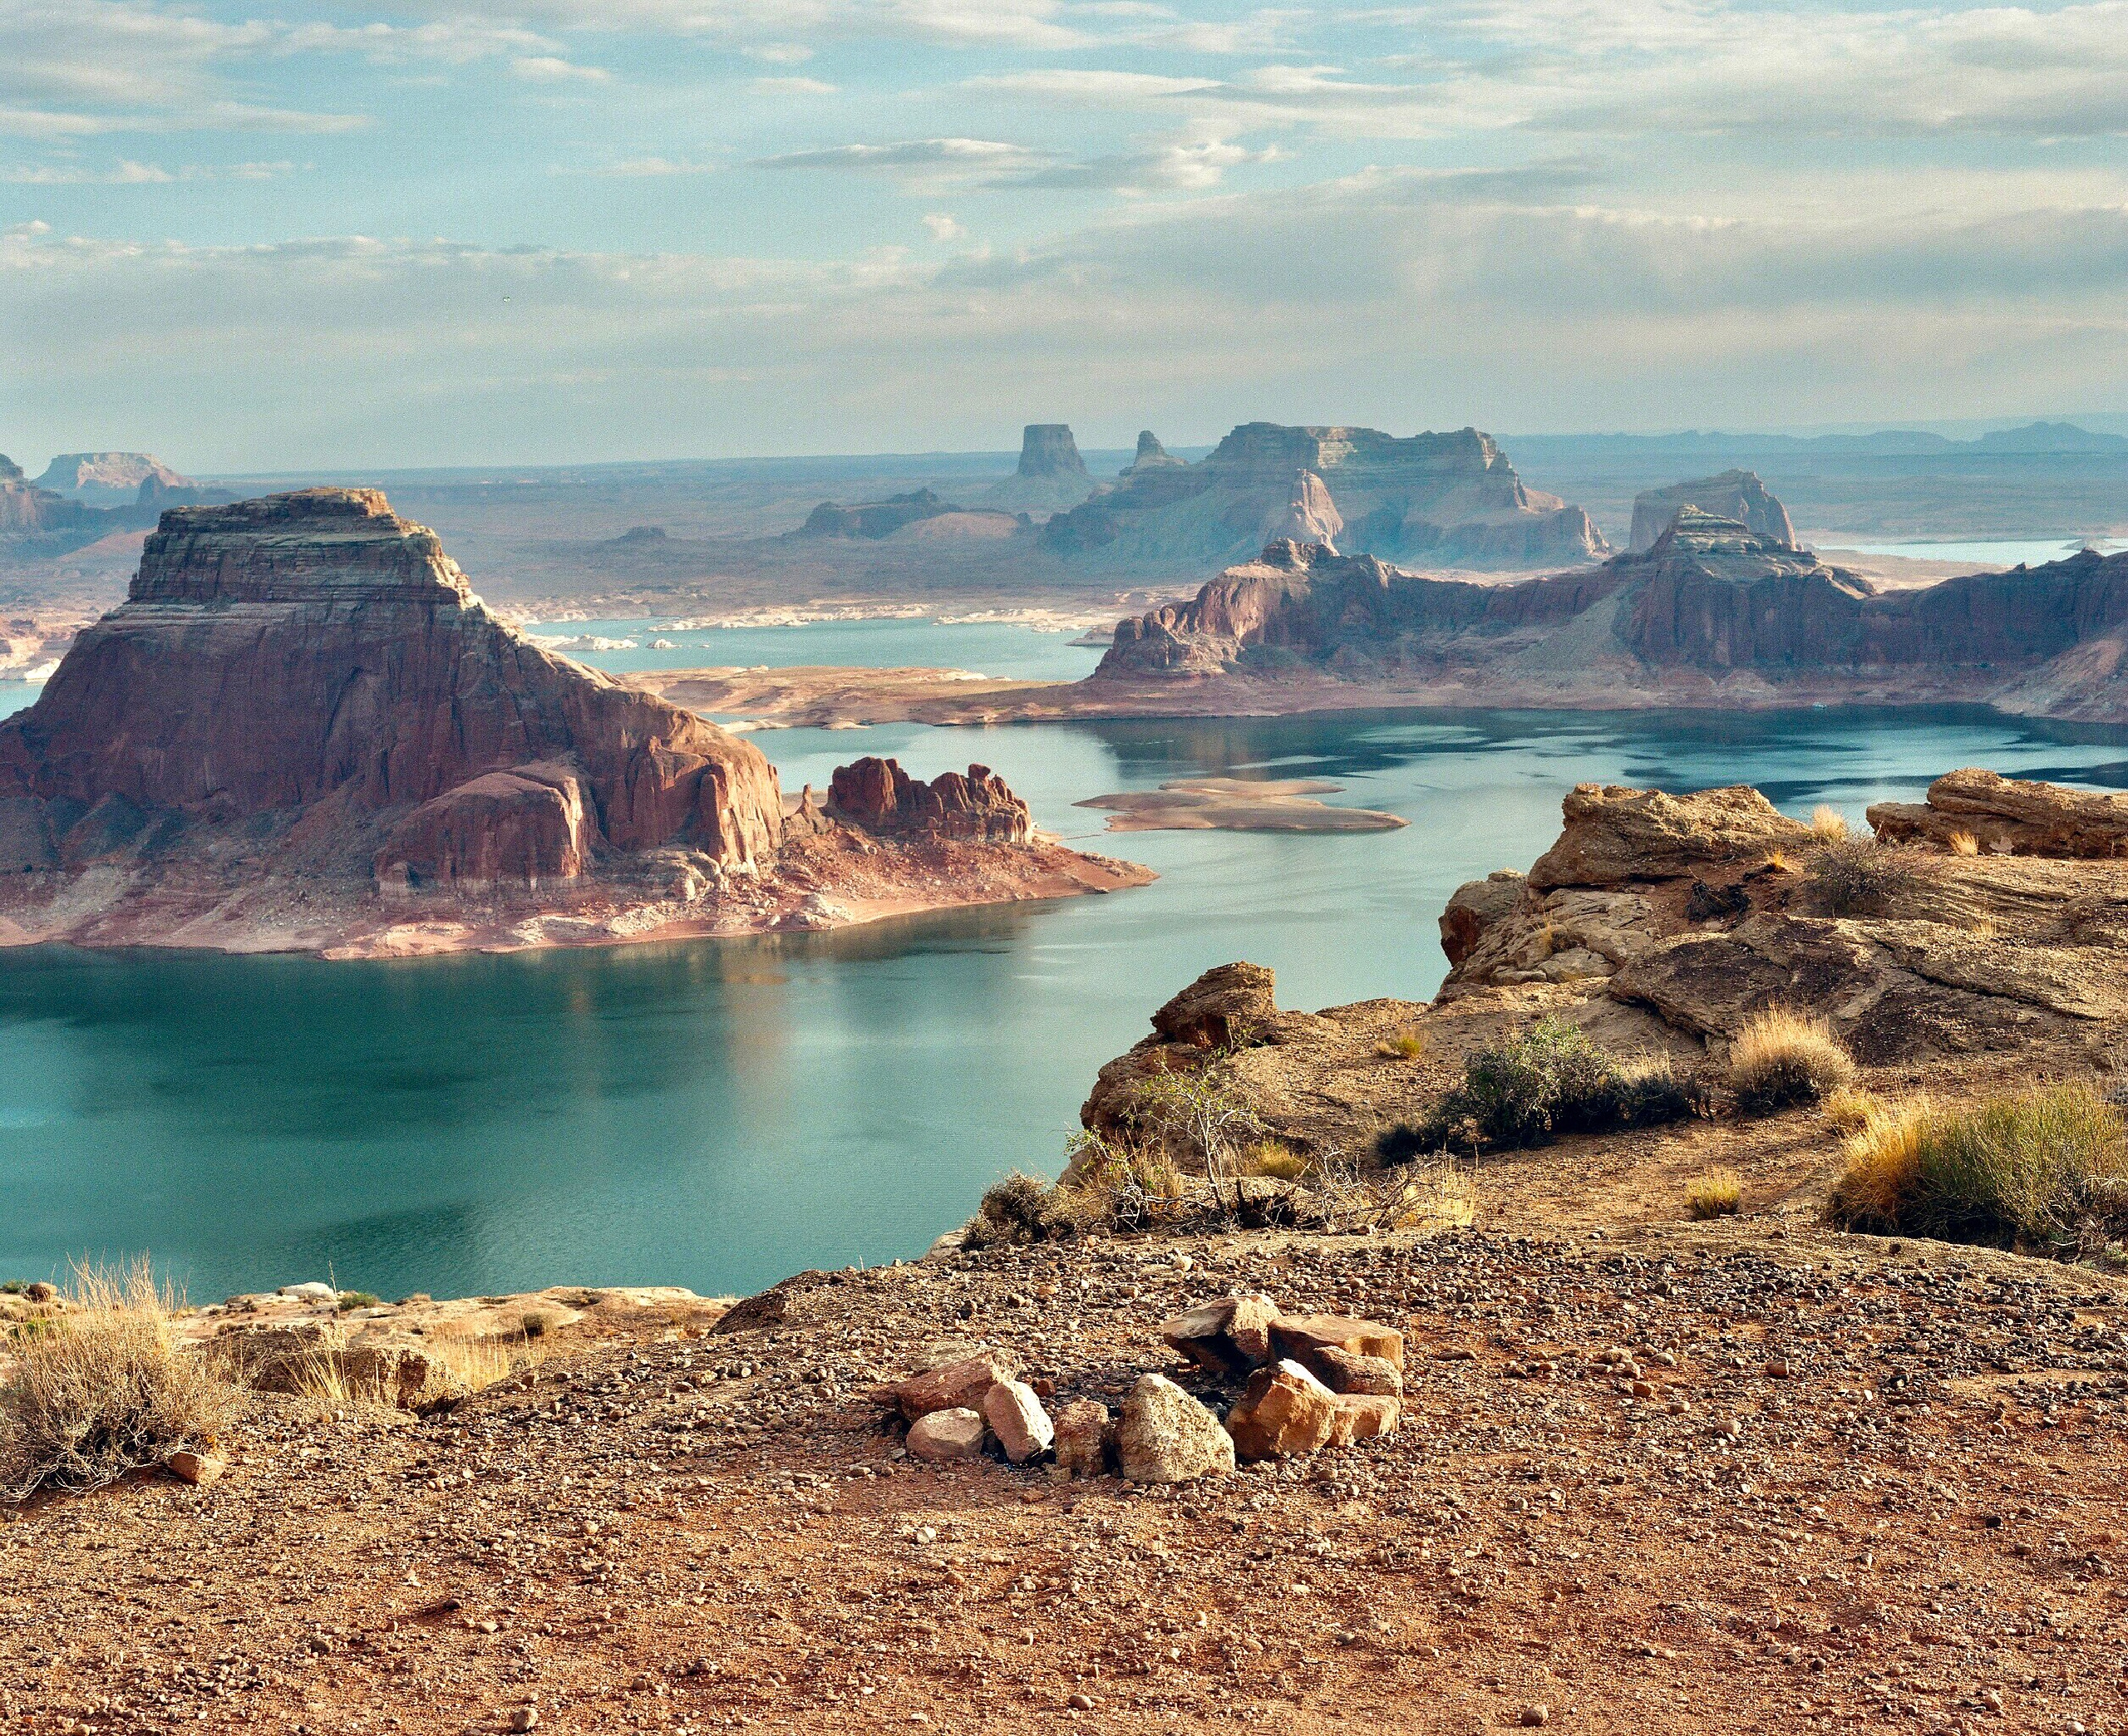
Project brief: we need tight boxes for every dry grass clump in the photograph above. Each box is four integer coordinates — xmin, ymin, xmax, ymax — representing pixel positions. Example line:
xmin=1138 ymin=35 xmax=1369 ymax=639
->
xmin=0 ymin=1261 xmax=241 ymax=1502
xmin=1947 ymin=830 xmax=1981 ymax=857
xmin=1374 ymin=1027 xmax=1426 ymax=1061
xmin=1687 ymin=1169 xmax=1744 ymax=1220
xmin=1808 ymin=832 xmax=1921 ymax=917
xmin=964 ymin=1143 xmax=1191 ymax=1247
xmin=1240 ymin=1141 xmax=1309 ymax=1181
xmin=1729 ymin=1008 xmax=1856 ymax=1113
xmin=1821 ymin=1084 xmax=1883 ymax=1134
xmin=1828 ymin=1083 xmax=2128 ymax=1257
xmin=1810 ymin=805 xmax=1851 ymax=840
xmin=1380 ymin=1018 xmax=1697 ymax=1157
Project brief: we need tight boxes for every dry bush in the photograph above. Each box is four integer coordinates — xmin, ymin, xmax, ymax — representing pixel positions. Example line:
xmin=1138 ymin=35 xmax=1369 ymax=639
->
xmin=1828 ymin=1084 xmax=2128 ymax=1257
xmin=1687 ymin=1169 xmax=1744 ymax=1220
xmin=0 ymin=1261 xmax=241 ymax=1502
xmin=1240 ymin=1141 xmax=1308 ymax=1181
xmin=1730 ymin=1008 xmax=1856 ymax=1113
xmin=1374 ymin=1027 xmax=1426 ymax=1061
xmin=1763 ymin=849 xmax=1796 ymax=875
xmin=1947 ymin=830 xmax=1981 ymax=857
xmin=1822 ymin=1084 xmax=1883 ymax=1134
xmin=1810 ymin=805 xmax=1851 ymax=840
xmin=1808 ymin=834 xmax=1921 ymax=917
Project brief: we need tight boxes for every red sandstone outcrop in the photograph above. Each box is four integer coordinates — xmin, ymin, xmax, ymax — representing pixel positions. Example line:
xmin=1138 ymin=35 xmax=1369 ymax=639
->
xmin=1628 ymin=470 xmax=1795 ymax=552
xmin=1046 ymin=422 xmax=1605 ymax=572
xmin=1867 ymin=768 xmax=2128 ymax=858
xmin=0 ymin=489 xmax=782 ymax=883
xmin=375 ymin=762 xmax=593 ymax=897
xmin=826 ymin=757 xmax=1034 ymax=843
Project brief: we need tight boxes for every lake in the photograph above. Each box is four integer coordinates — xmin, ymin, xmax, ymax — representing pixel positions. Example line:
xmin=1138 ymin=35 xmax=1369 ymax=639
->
xmin=7 ymin=652 xmax=2128 ymax=1305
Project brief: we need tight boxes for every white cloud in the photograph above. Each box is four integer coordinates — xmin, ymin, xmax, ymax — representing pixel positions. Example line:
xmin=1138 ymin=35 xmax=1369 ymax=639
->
xmin=964 ymin=69 xmax=1222 ymax=101
xmin=923 ymin=211 xmax=966 ymax=239
xmin=751 ymin=76 xmax=839 ymax=95
xmin=573 ymin=155 xmax=720 ymax=177
xmin=754 ymin=137 xmax=1047 ymax=172
xmin=510 ymin=55 xmax=613 ymax=83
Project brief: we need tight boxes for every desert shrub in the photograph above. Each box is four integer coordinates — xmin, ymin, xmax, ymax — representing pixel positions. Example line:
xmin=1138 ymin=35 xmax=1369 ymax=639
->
xmin=1241 ymin=1141 xmax=1309 ymax=1181
xmin=1729 ymin=1008 xmax=1856 ymax=1113
xmin=0 ymin=1261 xmax=241 ymax=1502
xmin=1829 ymin=1084 xmax=2128 ymax=1255
xmin=1378 ymin=1018 xmax=1696 ymax=1157
xmin=1808 ymin=834 xmax=1919 ymax=917
xmin=1375 ymin=1027 xmax=1426 ymax=1061
xmin=1947 ymin=830 xmax=1981 ymax=857
xmin=1821 ymin=1084 xmax=1882 ymax=1134
xmin=335 ymin=1291 xmax=382 ymax=1314
xmin=1123 ymin=1062 xmax=1268 ymax=1214
xmin=1810 ymin=805 xmax=1851 ymax=840
xmin=1687 ymin=1169 xmax=1744 ymax=1220
xmin=520 ymin=1309 xmax=560 ymax=1340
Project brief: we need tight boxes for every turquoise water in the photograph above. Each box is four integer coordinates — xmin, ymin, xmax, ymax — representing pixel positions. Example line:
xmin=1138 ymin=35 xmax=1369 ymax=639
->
xmin=0 ymin=686 xmax=37 ymax=721
xmin=1825 ymin=538 xmax=2126 ymax=566
xmin=7 ymin=702 xmax=2128 ymax=1306
xmin=520 ymin=616 xmax=1106 ymax=682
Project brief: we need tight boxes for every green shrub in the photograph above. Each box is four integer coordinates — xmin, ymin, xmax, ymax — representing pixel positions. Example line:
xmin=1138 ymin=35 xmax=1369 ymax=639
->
xmin=1377 ymin=1018 xmax=1695 ymax=1158
xmin=334 ymin=1291 xmax=382 ymax=1313
xmin=1828 ymin=1082 xmax=2128 ymax=1256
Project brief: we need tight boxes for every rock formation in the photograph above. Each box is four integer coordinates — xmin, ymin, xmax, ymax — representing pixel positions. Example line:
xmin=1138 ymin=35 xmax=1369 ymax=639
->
xmin=826 ymin=757 xmax=1034 ymax=843
xmin=1867 ymin=769 xmax=2128 ymax=858
xmin=1122 ymin=430 xmax=1185 ymax=475
xmin=0 ymin=455 xmax=92 ymax=539
xmin=34 ymin=451 xmax=190 ymax=505
xmin=796 ymin=489 xmax=962 ymax=539
xmin=1628 ymin=470 xmax=1795 ymax=553
xmin=1091 ymin=509 xmax=2128 ymax=719
xmin=980 ymin=424 xmax=1096 ymax=516
xmin=0 ymin=489 xmax=781 ymax=886
xmin=1045 ymin=422 xmax=1606 ymax=572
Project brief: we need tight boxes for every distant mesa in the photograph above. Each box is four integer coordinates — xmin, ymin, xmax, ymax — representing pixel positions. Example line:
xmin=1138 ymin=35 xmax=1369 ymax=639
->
xmin=0 ymin=454 xmax=93 ymax=539
xmin=796 ymin=489 xmax=1024 ymax=542
xmin=1044 ymin=422 xmax=1607 ymax=573
xmin=35 ymin=451 xmax=190 ymax=506
xmin=978 ymin=424 xmax=1098 ymax=517
xmin=1628 ymin=470 xmax=1794 ymax=553
xmin=610 ymin=524 xmax=670 ymax=545
xmin=1123 ymin=430 xmax=1185 ymax=475
xmin=1090 ymin=506 xmax=2128 ymax=720
xmin=0 ymin=489 xmax=1143 ymax=952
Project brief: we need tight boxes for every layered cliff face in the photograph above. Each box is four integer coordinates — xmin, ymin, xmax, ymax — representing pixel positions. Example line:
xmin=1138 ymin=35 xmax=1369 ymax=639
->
xmin=34 ymin=452 xmax=190 ymax=505
xmin=1628 ymin=470 xmax=1795 ymax=553
xmin=826 ymin=757 xmax=1034 ymax=843
xmin=1094 ymin=508 xmax=2128 ymax=715
xmin=1123 ymin=430 xmax=1184 ymax=475
xmin=0 ymin=455 xmax=93 ymax=539
xmin=1043 ymin=422 xmax=1605 ymax=572
xmin=0 ymin=489 xmax=783 ymax=886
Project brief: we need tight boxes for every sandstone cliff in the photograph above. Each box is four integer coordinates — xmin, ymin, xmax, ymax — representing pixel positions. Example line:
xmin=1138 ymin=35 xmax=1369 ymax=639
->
xmin=1122 ymin=430 xmax=1184 ymax=475
xmin=827 ymin=757 xmax=1034 ymax=843
xmin=980 ymin=424 xmax=1096 ymax=516
xmin=1046 ymin=423 xmax=1606 ymax=573
xmin=796 ymin=489 xmax=961 ymax=539
xmin=0 ymin=456 xmax=92 ymax=539
xmin=1628 ymin=470 xmax=1795 ymax=553
xmin=1092 ymin=509 xmax=2128 ymax=719
xmin=35 ymin=451 xmax=190 ymax=505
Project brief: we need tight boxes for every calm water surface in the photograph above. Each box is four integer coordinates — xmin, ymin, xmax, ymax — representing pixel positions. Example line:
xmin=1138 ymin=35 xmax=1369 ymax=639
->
xmin=8 ymin=676 xmax=2128 ymax=1301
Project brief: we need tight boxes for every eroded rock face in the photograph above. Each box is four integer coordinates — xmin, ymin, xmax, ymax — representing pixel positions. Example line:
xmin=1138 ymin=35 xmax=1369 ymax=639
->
xmin=1629 ymin=470 xmax=1795 ymax=553
xmin=0 ymin=458 xmax=91 ymax=539
xmin=1047 ymin=422 xmax=1604 ymax=573
xmin=0 ymin=490 xmax=783 ymax=884
xmin=826 ymin=758 xmax=1033 ymax=843
xmin=1015 ymin=424 xmax=1088 ymax=480
xmin=1867 ymin=768 xmax=2128 ymax=858
xmin=1528 ymin=783 xmax=1811 ymax=891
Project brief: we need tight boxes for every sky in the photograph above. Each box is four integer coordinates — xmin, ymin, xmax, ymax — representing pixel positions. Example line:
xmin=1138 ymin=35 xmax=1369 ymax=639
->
xmin=2 ymin=0 xmax=2126 ymax=470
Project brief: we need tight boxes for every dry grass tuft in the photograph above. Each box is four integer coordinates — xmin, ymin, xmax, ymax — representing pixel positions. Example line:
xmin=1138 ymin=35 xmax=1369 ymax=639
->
xmin=1947 ymin=830 xmax=1981 ymax=857
xmin=1808 ymin=834 xmax=1921 ymax=917
xmin=1687 ymin=1169 xmax=1744 ymax=1220
xmin=0 ymin=1260 xmax=241 ymax=1502
xmin=1763 ymin=849 xmax=1796 ymax=874
xmin=1240 ymin=1141 xmax=1309 ymax=1181
xmin=1822 ymin=1084 xmax=1883 ymax=1134
xmin=1810 ymin=805 xmax=1851 ymax=840
xmin=1730 ymin=1008 xmax=1856 ymax=1113
xmin=1827 ymin=1095 xmax=1933 ymax=1232
xmin=1374 ymin=1027 xmax=1426 ymax=1062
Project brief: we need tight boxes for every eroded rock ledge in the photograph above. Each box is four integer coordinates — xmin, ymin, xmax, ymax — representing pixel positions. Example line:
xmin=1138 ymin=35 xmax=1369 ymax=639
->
xmin=0 ymin=489 xmax=1151 ymax=955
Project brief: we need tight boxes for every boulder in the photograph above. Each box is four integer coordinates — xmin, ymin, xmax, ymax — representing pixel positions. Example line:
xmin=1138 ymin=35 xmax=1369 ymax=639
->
xmin=1158 ymin=1294 xmax=1282 ymax=1376
xmin=1150 ymin=961 xmax=1279 ymax=1049
xmin=1224 ymin=1360 xmax=1339 ymax=1460
xmin=889 ymin=1352 xmax=1018 ymax=1423
xmin=1116 ymin=1374 xmax=1236 ymax=1484
xmin=907 ymin=1408 xmax=988 ymax=1462
xmin=375 ymin=762 xmax=593 ymax=894
xmin=1527 ymin=784 xmax=1811 ymax=892
xmin=1052 ymin=1399 xmax=1113 ymax=1478
xmin=1327 ymin=1394 xmax=1401 ymax=1446
xmin=165 ymin=1449 xmax=225 ymax=1487
xmin=982 ymin=1379 xmax=1055 ymax=1465
xmin=1867 ymin=768 xmax=2128 ymax=858
xmin=1269 ymin=1314 xmax=1406 ymax=1370
xmin=1439 ymin=871 xmax=1527 ymax=967
xmin=209 ymin=1321 xmax=333 ymax=1391
xmin=1303 ymin=1346 xmax=1403 ymax=1398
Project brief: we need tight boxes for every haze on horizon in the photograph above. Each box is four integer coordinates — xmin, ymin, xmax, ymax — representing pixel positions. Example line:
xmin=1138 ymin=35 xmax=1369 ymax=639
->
xmin=2 ymin=0 xmax=2126 ymax=473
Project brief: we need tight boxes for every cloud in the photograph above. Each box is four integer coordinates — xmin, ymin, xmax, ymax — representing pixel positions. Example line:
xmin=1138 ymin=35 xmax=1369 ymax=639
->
xmin=573 ymin=155 xmax=720 ymax=177
xmin=753 ymin=137 xmax=1046 ymax=173
xmin=751 ymin=76 xmax=839 ymax=95
xmin=2 ymin=156 xmax=175 ymax=183
xmin=964 ymin=69 xmax=1222 ymax=101
xmin=510 ymin=55 xmax=613 ymax=83
xmin=923 ymin=211 xmax=966 ymax=239
xmin=750 ymin=127 xmax=1274 ymax=192
xmin=8 ymin=178 xmax=2127 ymax=469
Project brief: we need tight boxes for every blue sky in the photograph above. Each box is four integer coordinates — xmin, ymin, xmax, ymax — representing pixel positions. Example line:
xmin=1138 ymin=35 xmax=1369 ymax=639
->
xmin=2 ymin=0 xmax=2126 ymax=469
